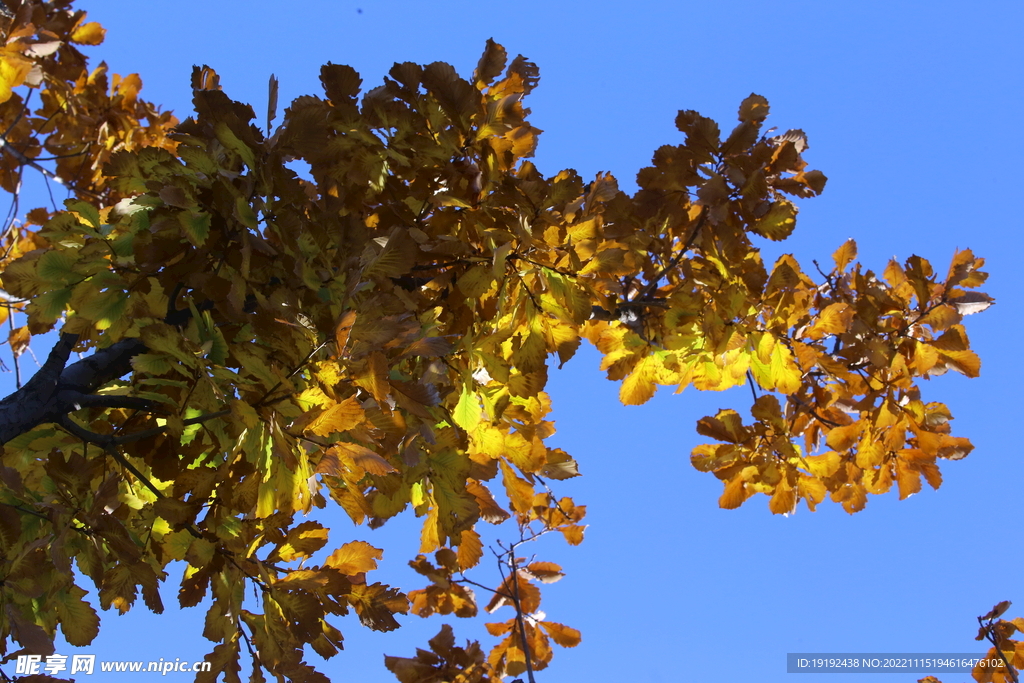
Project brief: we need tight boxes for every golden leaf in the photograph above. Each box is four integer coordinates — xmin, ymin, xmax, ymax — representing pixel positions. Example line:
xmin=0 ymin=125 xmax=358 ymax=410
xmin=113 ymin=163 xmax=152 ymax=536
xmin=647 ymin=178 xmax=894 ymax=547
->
xmin=457 ymin=528 xmax=483 ymax=570
xmin=719 ymin=475 xmax=748 ymax=509
xmin=769 ymin=339 xmax=802 ymax=394
xmin=499 ymin=460 xmax=535 ymax=515
xmin=825 ymin=422 xmax=863 ymax=452
xmin=322 ymin=442 xmax=397 ymax=476
xmin=540 ymin=621 xmax=581 ymax=648
xmin=619 ymin=356 xmax=656 ymax=406
xmin=307 ymin=396 xmax=365 ymax=437
xmin=832 ymin=239 xmax=857 ymax=272
xmin=768 ymin=478 xmax=797 ymax=515
xmin=7 ymin=325 xmax=29 ymax=357
xmin=325 ymin=540 xmax=383 ymax=576
xmin=0 ymin=50 xmax=32 ymax=104
xmin=70 ymin=21 xmax=107 ymax=45
xmin=806 ymin=303 xmax=852 ymax=340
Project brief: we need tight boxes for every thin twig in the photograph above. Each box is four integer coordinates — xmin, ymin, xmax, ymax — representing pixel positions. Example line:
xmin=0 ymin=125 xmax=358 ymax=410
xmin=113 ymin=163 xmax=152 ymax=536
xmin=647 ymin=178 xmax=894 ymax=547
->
xmin=454 ymin=574 xmax=513 ymax=600
xmin=787 ymin=393 xmax=842 ymax=428
xmin=629 ymin=206 xmax=707 ymax=305
xmin=746 ymin=370 xmax=758 ymax=403
xmin=979 ymin=614 xmax=1020 ymax=683
xmin=8 ymin=308 xmax=19 ymax=389
xmin=507 ymin=543 xmax=537 ymax=683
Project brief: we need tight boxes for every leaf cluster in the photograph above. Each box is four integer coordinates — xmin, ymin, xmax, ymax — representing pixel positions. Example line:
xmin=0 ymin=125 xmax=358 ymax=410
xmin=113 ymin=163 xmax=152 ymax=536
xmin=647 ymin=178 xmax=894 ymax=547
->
xmin=0 ymin=8 xmax=993 ymax=682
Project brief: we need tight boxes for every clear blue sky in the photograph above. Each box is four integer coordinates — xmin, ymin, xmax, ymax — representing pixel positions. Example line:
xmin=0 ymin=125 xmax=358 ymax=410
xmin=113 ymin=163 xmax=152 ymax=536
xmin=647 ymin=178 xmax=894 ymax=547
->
xmin=4 ymin=1 xmax=1022 ymax=681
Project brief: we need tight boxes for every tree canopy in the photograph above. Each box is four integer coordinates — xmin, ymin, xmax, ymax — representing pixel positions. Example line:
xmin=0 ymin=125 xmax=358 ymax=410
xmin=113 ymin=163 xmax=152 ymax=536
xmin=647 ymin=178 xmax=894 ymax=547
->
xmin=0 ymin=2 xmax=1005 ymax=682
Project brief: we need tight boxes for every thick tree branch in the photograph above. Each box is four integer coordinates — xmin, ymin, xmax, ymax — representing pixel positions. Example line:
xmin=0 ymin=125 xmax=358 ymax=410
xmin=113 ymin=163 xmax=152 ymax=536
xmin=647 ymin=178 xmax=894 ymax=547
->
xmin=0 ymin=334 xmax=149 ymax=445
xmin=59 ymin=337 xmax=147 ymax=392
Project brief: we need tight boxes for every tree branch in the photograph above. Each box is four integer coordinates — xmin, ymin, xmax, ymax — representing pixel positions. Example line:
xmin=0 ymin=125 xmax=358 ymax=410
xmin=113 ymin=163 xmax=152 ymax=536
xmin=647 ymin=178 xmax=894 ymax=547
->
xmin=0 ymin=334 xmax=151 ymax=446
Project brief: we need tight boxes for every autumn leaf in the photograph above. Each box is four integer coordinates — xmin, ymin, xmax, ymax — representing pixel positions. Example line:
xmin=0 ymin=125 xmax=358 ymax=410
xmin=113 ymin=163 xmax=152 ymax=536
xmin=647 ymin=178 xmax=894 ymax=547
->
xmin=55 ymin=584 xmax=100 ymax=646
xmin=326 ymin=541 xmax=383 ymax=576
xmin=70 ymin=21 xmax=107 ymax=45
xmin=540 ymin=621 xmax=581 ymax=647
xmin=307 ymin=396 xmax=365 ymax=437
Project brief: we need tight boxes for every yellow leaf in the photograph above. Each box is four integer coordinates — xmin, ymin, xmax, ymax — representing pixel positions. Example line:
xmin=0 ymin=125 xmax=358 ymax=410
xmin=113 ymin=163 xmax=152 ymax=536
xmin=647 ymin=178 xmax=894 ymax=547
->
xmin=70 ymin=21 xmax=107 ymax=45
xmin=560 ymin=525 xmax=585 ymax=545
xmin=832 ymin=239 xmax=857 ymax=272
xmin=467 ymin=479 xmax=510 ymax=523
xmin=806 ymin=303 xmax=852 ymax=340
xmin=457 ymin=265 xmax=495 ymax=299
xmin=768 ymin=478 xmax=796 ymax=515
xmin=492 ymin=241 xmax=513 ymax=279
xmin=796 ymin=475 xmax=826 ymax=511
xmin=274 ymin=522 xmax=330 ymax=562
xmin=803 ymin=451 xmax=841 ymax=478
xmin=452 ymin=384 xmax=482 ymax=431
xmin=499 ymin=460 xmax=535 ymax=515
xmin=566 ymin=218 xmax=598 ymax=242
xmin=825 ymin=422 xmax=863 ymax=452
xmin=307 ymin=396 xmax=365 ymax=436
xmin=512 ymin=330 xmax=546 ymax=374
xmin=420 ymin=505 xmax=441 ymax=553
xmin=275 ymin=569 xmax=334 ymax=591
xmin=619 ymin=356 xmax=656 ymax=405
xmin=832 ymin=482 xmax=867 ymax=513
xmin=0 ymin=51 xmax=32 ymax=104
xmin=579 ymin=246 xmax=628 ymax=276
xmin=769 ymin=338 xmax=801 ymax=394
xmin=325 ymin=540 xmax=383 ymax=575
xmin=230 ymin=399 xmax=260 ymax=429
xmin=895 ymin=459 xmax=922 ymax=500
xmin=323 ymin=442 xmax=397 ymax=476
xmin=718 ymin=474 xmax=748 ymax=509
xmin=457 ymin=529 xmax=483 ymax=570
xmin=7 ymin=326 xmax=29 ymax=358
xmin=937 ymin=348 xmax=981 ymax=378
xmin=855 ymin=442 xmax=885 ymax=469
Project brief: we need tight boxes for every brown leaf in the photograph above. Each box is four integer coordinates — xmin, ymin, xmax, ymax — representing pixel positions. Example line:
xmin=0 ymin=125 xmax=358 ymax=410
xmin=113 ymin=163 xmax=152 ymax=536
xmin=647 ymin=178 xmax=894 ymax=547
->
xmin=982 ymin=600 xmax=1013 ymax=621
xmin=474 ymin=38 xmax=508 ymax=89
xmin=738 ymin=93 xmax=770 ymax=123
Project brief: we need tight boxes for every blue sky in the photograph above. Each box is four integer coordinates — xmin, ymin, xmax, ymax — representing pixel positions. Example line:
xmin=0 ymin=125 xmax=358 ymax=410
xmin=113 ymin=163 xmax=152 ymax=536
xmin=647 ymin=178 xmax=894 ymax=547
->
xmin=3 ymin=0 xmax=1023 ymax=681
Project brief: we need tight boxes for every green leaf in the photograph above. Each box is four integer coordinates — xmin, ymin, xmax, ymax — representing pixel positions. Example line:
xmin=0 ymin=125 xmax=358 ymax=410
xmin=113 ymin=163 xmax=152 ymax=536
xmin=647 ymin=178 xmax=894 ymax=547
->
xmin=178 ymin=210 xmax=211 ymax=247
xmin=64 ymin=199 xmax=102 ymax=228
xmin=235 ymin=196 xmax=259 ymax=230
xmin=37 ymin=249 xmax=79 ymax=286
xmin=56 ymin=584 xmax=100 ymax=646
xmin=214 ymin=121 xmax=257 ymax=170
xmin=33 ymin=287 xmax=73 ymax=322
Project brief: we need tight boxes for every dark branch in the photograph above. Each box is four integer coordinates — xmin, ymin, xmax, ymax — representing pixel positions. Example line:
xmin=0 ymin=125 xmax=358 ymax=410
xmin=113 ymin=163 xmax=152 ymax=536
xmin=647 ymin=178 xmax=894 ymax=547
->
xmin=0 ymin=333 xmax=152 ymax=446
